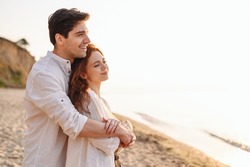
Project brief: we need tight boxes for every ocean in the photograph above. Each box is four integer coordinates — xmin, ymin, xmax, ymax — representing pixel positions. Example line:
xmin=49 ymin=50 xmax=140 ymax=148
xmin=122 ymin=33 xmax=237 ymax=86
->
xmin=102 ymin=86 xmax=250 ymax=167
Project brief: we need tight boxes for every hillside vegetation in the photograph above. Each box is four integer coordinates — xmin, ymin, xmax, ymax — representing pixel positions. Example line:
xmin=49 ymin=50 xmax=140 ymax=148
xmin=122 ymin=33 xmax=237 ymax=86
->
xmin=0 ymin=37 xmax=35 ymax=88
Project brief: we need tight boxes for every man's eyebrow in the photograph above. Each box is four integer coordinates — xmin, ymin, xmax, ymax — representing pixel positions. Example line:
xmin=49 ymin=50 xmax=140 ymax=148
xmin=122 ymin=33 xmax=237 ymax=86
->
xmin=75 ymin=30 xmax=88 ymax=35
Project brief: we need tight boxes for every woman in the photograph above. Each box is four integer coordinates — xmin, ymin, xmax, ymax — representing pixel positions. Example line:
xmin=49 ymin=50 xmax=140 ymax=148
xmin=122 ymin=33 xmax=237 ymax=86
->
xmin=67 ymin=43 xmax=134 ymax=167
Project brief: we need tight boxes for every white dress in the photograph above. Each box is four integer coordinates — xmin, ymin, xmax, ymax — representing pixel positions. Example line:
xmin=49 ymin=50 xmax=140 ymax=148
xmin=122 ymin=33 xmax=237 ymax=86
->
xmin=65 ymin=89 xmax=120 ymax=167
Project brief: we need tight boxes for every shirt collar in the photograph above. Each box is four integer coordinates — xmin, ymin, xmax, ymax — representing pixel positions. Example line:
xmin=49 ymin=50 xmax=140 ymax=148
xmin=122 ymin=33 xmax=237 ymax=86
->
xmin=47 ymin=51 xmax=70 ymax=64
xmin=47 ymin=51 xmax=71 ymax=75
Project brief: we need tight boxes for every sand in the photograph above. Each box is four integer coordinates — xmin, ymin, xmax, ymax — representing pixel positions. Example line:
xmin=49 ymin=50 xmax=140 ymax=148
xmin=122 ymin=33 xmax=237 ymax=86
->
xmin=0 ymin=88 xmax=229 ymax=167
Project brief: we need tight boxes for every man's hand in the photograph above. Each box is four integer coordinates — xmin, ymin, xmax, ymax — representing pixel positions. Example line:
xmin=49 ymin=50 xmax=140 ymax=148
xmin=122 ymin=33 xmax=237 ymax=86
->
xmin=122 ymin=120 xmax=136 ymax=147
xmin=122 ymin=120 xmax=133 ymax=130
xmin=115 ymin=121 xmax=136 ymax=147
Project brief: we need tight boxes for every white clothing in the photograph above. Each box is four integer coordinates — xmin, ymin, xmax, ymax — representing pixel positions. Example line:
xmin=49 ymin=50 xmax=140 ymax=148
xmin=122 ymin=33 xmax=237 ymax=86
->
xmin=66 ymin=89 xmax=120 ymax=167
xmin=23 ymin=51 xmax=88 ymax=167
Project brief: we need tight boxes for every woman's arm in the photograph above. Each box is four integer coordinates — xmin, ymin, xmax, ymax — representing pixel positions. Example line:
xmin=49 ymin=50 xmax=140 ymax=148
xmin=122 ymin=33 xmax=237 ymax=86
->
xmin=89 ymin=137 xmax=120 ymax=156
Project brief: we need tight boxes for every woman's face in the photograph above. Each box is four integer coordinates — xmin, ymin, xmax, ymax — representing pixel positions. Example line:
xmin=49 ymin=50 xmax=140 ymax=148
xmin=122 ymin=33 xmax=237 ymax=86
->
xmin=85 ymin=51 xmax=109 ymax=84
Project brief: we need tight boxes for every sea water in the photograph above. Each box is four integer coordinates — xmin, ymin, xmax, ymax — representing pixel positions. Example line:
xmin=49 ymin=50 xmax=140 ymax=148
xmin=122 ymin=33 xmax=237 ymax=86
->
xmin=102 ymin=87 xmax=250 ymax=167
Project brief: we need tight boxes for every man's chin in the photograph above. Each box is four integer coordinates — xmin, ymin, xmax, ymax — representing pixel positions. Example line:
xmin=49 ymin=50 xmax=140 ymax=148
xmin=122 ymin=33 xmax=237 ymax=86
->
xmin=78 ymin=54 xmax=86 ymax=58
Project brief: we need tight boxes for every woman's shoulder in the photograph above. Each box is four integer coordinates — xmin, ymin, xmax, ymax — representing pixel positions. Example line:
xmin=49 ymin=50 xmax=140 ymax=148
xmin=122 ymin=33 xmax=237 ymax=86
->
xmin=100 ymin=97 xmax=109 ymax=106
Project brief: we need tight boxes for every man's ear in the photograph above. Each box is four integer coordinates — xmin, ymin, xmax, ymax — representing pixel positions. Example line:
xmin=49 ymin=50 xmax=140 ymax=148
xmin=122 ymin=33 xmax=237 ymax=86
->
xmin=55 ymin=33 xmax=64 ymax=45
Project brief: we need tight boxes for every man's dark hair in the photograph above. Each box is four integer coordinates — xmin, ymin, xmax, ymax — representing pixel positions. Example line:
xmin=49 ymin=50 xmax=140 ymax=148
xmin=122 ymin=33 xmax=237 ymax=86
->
xmin=48 ymin=8 xmax=90 ymax=45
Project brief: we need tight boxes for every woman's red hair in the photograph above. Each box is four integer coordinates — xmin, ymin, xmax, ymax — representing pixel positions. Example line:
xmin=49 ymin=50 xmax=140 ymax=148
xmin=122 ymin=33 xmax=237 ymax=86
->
xmin=68 ymin=43 xmax=104 ymax=113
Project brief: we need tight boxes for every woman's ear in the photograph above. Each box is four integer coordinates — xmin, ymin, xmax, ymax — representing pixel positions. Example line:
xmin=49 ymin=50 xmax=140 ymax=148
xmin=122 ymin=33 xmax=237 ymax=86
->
xmin=80 ymin=73 xmax=87 ymax=79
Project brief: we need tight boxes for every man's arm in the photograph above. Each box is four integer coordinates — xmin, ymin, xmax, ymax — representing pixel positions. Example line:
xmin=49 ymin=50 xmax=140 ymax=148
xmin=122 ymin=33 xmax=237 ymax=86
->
xmin=78 ymin=118 xmax=135 ymax=146
xmin=27 ymin=72 xmax=135 ymax=144
xmin=78 ymin=118 xmax=114 ymax=138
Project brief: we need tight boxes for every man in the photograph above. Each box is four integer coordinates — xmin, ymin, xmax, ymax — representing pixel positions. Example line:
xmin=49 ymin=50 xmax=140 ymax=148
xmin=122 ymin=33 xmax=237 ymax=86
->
xmin=23 ymin=8 xmax=135 ymax=167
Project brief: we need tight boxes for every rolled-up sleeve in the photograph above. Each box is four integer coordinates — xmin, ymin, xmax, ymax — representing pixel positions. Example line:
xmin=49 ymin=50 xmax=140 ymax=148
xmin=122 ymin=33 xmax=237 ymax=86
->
xmin=27 ymin=71 xmax=87 ymax=139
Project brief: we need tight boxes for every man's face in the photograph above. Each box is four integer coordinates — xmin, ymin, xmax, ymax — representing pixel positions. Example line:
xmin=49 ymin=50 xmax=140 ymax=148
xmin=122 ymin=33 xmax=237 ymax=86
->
xmin=63 ymin=21 xmax=91 ymax=62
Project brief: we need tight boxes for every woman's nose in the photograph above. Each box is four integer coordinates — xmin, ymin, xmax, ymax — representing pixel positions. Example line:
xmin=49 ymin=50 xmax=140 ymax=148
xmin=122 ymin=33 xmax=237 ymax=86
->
xmin=101 ymin=63 xmax=108 ymax=70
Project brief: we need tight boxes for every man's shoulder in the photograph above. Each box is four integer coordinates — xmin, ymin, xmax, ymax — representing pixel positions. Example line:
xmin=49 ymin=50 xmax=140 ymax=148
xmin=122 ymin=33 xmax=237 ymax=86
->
xmin=33 ymin=55 xmax=60 ymax=72
xmin=29 ymin=60 xmax=61 ymax=82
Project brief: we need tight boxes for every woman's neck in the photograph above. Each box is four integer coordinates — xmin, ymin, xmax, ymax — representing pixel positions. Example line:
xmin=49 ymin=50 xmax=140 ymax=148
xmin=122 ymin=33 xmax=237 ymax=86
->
xmin=89 ymin=84 xmax=101 ymax=97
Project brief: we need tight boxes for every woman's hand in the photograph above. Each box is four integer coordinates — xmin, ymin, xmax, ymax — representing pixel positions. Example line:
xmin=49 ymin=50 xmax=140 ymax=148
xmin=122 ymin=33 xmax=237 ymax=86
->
xmin=103 ymin=118 xmax=136 ymax=147
xmin=103 ymin=118 xmax=120 ymax=134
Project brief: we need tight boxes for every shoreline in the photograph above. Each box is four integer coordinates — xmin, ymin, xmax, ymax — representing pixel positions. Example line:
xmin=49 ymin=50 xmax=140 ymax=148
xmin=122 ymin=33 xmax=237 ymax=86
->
xmin=0 ymin=88 xmax=228 ymax=167
xmin=114 ymin=113 xmax=229 ymax=167
xmin=204 ymin=130 xmax=250 ymax=152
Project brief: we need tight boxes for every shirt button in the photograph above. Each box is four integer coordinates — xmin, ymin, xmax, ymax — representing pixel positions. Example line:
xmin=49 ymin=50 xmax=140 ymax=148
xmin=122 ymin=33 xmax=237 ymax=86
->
xmin=61 ymin=99 xmax=64 ymax=102
xmin=67 ymin=61 xmax=69 ymax=63
xmin=68 ymin=71 xmax=71 ymax=73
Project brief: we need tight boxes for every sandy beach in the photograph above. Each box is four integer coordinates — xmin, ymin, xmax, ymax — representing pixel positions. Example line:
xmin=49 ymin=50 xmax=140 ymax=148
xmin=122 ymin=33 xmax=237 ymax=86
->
xmin=0 ymin=88 xmax=229 ymax=167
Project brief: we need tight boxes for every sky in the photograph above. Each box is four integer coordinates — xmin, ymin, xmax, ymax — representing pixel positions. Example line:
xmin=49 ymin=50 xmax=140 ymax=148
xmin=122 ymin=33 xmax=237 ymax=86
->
xmin=1 ymin=0 xmax=250 ymax=91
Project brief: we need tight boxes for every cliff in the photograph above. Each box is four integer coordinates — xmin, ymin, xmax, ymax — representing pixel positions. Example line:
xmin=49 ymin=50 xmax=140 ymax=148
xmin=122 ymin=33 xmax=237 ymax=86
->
xmin=0 ymin=37 xmax=35 ymax=88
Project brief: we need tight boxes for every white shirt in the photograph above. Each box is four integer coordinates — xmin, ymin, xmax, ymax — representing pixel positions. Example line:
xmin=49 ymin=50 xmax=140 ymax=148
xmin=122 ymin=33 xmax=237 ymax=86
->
xmin=66 ymin=89 xmax=120 ymax=167
xmin=23 ymin=51 xmax=88 ymax=167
